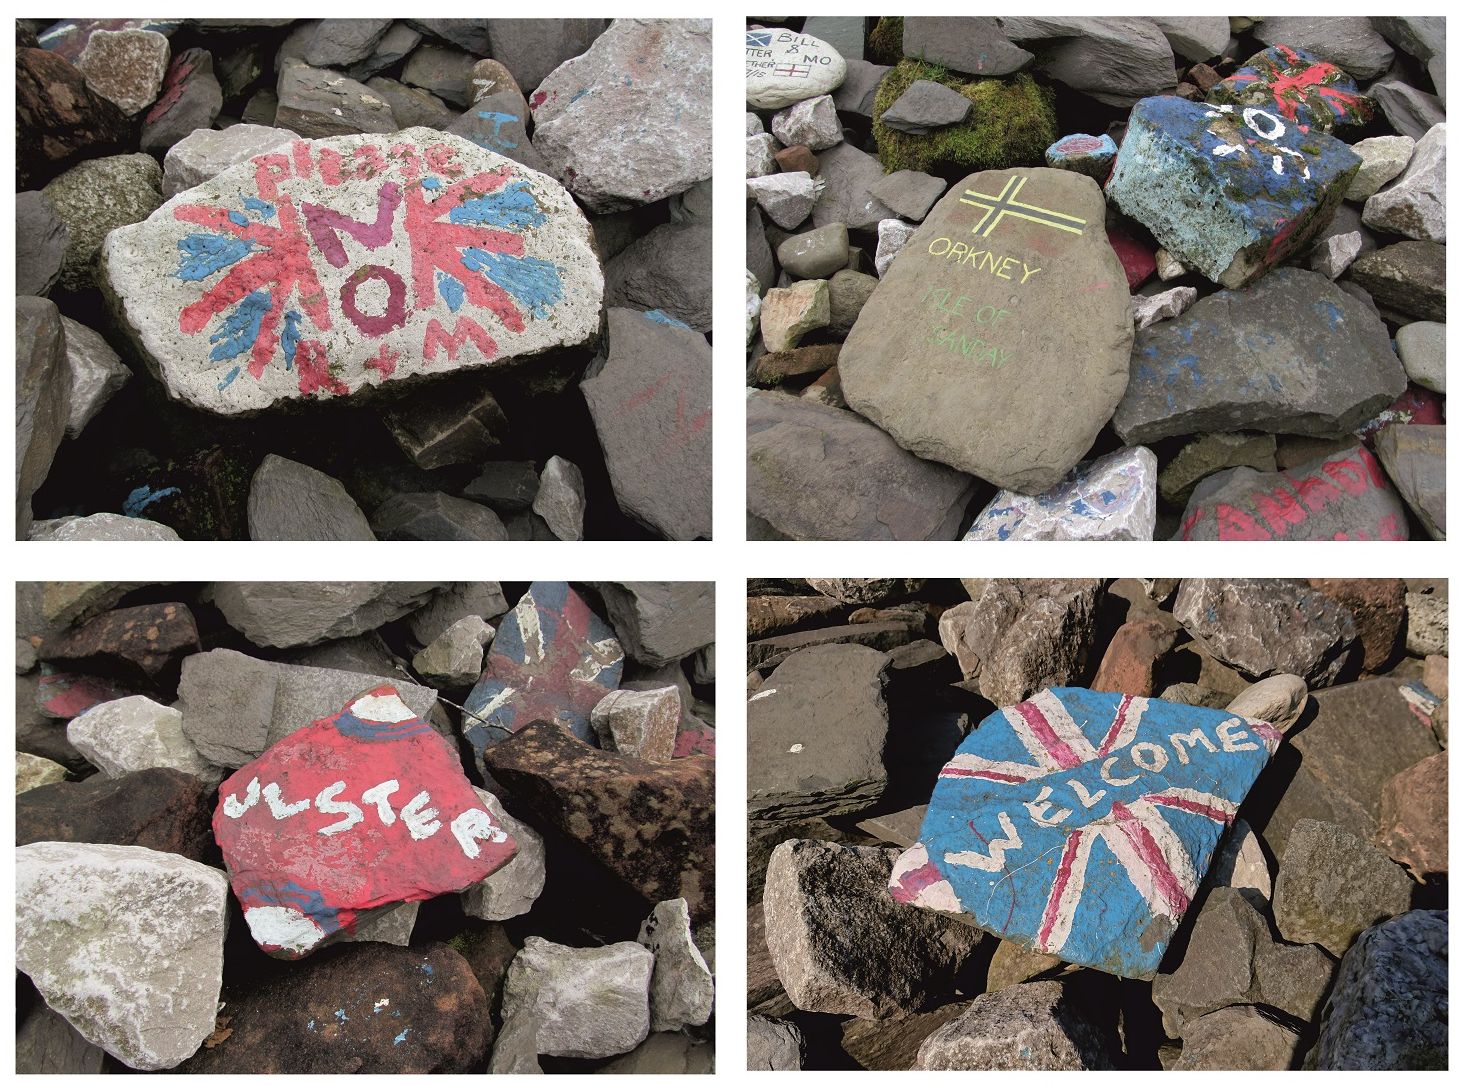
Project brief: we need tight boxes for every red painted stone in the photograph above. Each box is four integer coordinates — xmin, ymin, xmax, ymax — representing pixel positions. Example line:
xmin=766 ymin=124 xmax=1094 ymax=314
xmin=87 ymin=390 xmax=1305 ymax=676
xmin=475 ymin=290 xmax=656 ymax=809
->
xmin=36 ymin=671 xmax=138 ymax=719
xmin=1356 ymin=384 xmax=1445 ymax=445
xmin=674 ymin=718 xmax=717 ymax=758
xmin=214 ymin=684 xmax=517 ymax=959
xmin=1106 ymin=224 xmax=1156 ymax=290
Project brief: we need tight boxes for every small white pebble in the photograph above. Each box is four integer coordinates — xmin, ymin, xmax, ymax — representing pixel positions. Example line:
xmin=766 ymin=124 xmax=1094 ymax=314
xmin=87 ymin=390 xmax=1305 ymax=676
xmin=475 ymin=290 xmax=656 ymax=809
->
xmin=789 ymin=743 xmax=804 ymax=754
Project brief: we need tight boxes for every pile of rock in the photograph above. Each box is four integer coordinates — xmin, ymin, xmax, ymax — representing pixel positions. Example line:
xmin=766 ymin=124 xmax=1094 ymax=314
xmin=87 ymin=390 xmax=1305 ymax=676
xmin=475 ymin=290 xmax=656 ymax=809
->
xmin=17 ymin=579 xmax=715 ymax=1073
xmin=17 ymin=18 xmax=711 ymax=540
xmin=748 ymin=577 xmax=1447 ymax=1070
xmin=746 ymin=17 xmax=1445 ymax=541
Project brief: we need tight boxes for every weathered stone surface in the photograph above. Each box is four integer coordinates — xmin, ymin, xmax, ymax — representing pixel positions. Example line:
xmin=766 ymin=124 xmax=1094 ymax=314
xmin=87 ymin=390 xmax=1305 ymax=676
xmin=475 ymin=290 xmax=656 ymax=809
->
xmin=1273 ymin=819 xmax=1414 ymax=954
xmin=178 ymin=649 xmax=441 ymax=770
xmin=462 ymin=581 xmax=623 ymax=759
xmin=880 ymin=79 xmax=971 ymax=134
xmin=1304 ymin=578 xmax=1406 ymax=673
xmin=482 ymin=18 xmax=608 ymax=92
xmin=464 ymin=461 xmax=539 ymax=514
xmin=748 ymin=1014 xmax=804 ymax=1070
xmin=936 ymin=580 xmax=1102 ymax=704
xmin=1346 ymin=134 xmax=1415 ymax=200
xmin=372 ymin=77 xmax=454 ymax=132
xmin=772 ymin=94 xmax=842 ymax=152
xmin=100 ymin=129 xmax=602 ymax=415
xmin=914 ymin=981 xmax=1115 ymax=1069
xmin=1252 ymin=17 xmax=1395 ymax=79
xmin=215 ymin=686 xmax=517 ymax=957
xmin=1375 ymin=750 xmax=1447 ymax=880
xmin=1310 ymin=230 xmax=1363 ymax=278
xmin=77 ymin=28 xmax=169 ymax=115
xmin=1116 ymin=269 xmax=1404 ymax=444
xmin=17 ymin=47 xmax=132 ymax=189
xmin=529 ymin=455 xmax=583 ymax=541
xmin=1175 ymin=1005 xmax=1302 ymax=1070
xmin=1173 ymin=579 xmax=1358 ymax=688
xmin=461 ymin=787 xmax=545 ymax=921
xmin=1107 ymin=98 xmax=1359 ymax=288
xmin=1405 ymin=591 xmax=1448 ymax=658
xmin=59 ymin=316 xmax=130 ymax=438
xmin=210 ymin=581 xmax=438 ymax=648
xmin=486 ymin=718 xmax=714 ymax=920
xmin=373 ymin=491 xmax=510 ymax=541
xmin=997 ymin=16 xmax=1176 ymax=105
xmin=1209 ymin=46 xmax=1372 ymax=133
xmin=591 ymin=687 xmax=679 ymax=762
xmin=840 ymin=168 xmax=1131 ymax=494
xmin=964 ymin=446 xmax=1157 ymax=541
xmin=747 ymin=133 xmax=779 ymax=178
xmin=502 ymin=937 xmax=652 ymax=1058
xmin=16 ymin=297 xmax=71 ymax=538
xmin=67 ymin=696 xmax=214 ymax=781
xmin=760 ymin=278 xmax=828 ymax=350
xmin=1132 ymin=284 xmax=1198 ymax=330
xmin=1346 ymin=240 xmax=1445 ymax=321
xmin=749 ymin=644 xmax=890 ymax=821
xmin=748 ymin=621 xmax=915 ymax=675
xmin=38 ymin=601 xmax=200 ymax=682
xmin=1159 ymin=432 xmax=1276 ymax=506
xmin=1177 ymin=445 xmax=1409 ymax=541
xmin=45 ymin=152 xmax=164 ymax=292
xmin=16 ymin=751 xmax=68 ymax=794
xmin=747 ymin=593 xmax=846 ymax=639
xmin=162 ymin=123 xmax=295 ymax=198
xmin=832 ymin=58 xmax=891 ymax=116
xmin=590 ymin=580 xmax=714 ymax=668
xmin=604 ymin=223 xmax=711 ymax=331
xmin=1204 ymin=815 xmax=1275 ymax=898
xmin=399 ymin=43 xmax=477 ymax=108
xmin=638 ymin=897 xmax=714 ymax=1030
xmin=902 ymin=17 xmax=1032 ymax=76
xmin=16 ymin=767 xmax=216 ymax=863
xmin=16 ymin=841 xmax=228 ymax=1070
xmin=892 ymin=689 xmax=1285 ymax=979
xmin=812 ymin=141 xmax=895 ymax=231
xmin=867 ymin=170 xmax=946 ymax=224
xmin=140 ymin=48 xmax=223 ymax=154
xmin=1045 ymin=132 xmax=1117 ymax=179
xmin=766 ymin=839 xmax=985 ymax=1019
xmin=1091 ymin=619 xmax=1179 ymax=698
xmin=1396 ymin=321 xmax=1445 ymax=393
xmin=1152 ymin=17 xmax=1230 ymax=62
xmin=412 ymin=614 xmax=493 ymax=685
xmin=1309 ymin=909 xmax=1447 ymax=1070
xmin=247 ymin=454 xmax=374 ymax=540
xmin=746 ymin=28 xmax=847 ymax=110
xmin=1372 ymin=79 xmax=1445 ymax=140
xmin=583 ymin=310 xmax=711 ymax=540
xmin=874 ymin=217 xmax=916 ymax=276
xmin=405 ymin=581 xmax=508 ymax=644
xmin=16 ymin=1003 xmax=107 ymax=1074
xmin=1376 ymin=423 xmax=1445 ymax=540
xmin=181 ymin=942 xmax=490 ymax=1072
xmin=16 ymin=190 xmax=68 ymax=297
xmin=302 ymin=19 xmax=393 ymax=68
xmin=777 ymin=222 xmax=849 ymax=279
xmin=1363 ymin=123 xmax=1445 ymax=243
xmin=274 ymin=60 xmax=395 ymax=137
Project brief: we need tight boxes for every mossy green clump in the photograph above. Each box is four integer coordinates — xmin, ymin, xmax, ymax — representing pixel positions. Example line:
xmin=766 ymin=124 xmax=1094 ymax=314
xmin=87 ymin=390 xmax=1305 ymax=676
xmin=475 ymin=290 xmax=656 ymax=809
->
xmin=872 ymin=60 xmax=1057 ymax=176
xmin=867 ymin=17 xmax=904 ymax=65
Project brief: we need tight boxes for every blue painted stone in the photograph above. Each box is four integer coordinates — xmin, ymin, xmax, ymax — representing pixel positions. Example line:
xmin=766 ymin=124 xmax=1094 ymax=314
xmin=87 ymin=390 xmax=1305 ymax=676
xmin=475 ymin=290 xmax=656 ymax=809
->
xmin=963 ymin=445 xmax=1156 ymax=541
xmin=1208 ymin=46 xmax=1374 ymax=133
xmin=1106 ymin=96 xmax=1361 ymax=288
xmin=1044 ymin=133 xmax=1118 ymax=181
xmin=891 ymin=687 xmax=1284 ymax=979
xmin=462 ymin=582 xmax=624 ymax=774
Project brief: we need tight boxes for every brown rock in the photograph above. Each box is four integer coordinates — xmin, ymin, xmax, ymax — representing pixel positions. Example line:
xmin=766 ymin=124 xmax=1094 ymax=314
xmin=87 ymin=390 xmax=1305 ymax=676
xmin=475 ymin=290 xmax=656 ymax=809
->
xmin=16 ymin=47 xmax=133 ymax=188
xmin=748 ymin=620 xmax=917 ymax=672
xmin=801 ymin=365 xmax=847 ymax=408
xmin=1376 ymin=749 xmax=1447 ymax=880
xmin=776 ymin=145 xmax=821 ymax=175
xmin=1307 ymin=578 xmax=1406 ymax=672
xmin=986 ymin=937 xmax=1066 ymax=992
xmin=1423 ymin=654 xmax=1447 ymax=699
xmin=1188 ymin=63 xmax=1222 ymax=92
xmin=15 ymin=767 xmax=217 ymax=865
xmin=752 ymin=343 xmax=840 ymax=387
xmin=36 ymin=602 xmax=200 ymax=683
xmin=1091 ymin=618 xmax=1179 ymax=696
xmin=747 ymin=594 xmax=847 ymax=639
xmin=486 ymin=719 xmax=714 ymax=921
xmin=842 ymin=1002 xmax=968 ymax=1069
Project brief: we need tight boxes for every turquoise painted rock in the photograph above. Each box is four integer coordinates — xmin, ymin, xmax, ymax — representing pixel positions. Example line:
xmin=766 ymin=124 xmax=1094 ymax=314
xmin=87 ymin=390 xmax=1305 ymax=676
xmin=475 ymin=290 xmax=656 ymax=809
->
xmin=1106 ymin=96 xmax=1360 ymax=288
xmin=1209 ymin=45 xmax=1374 ymax=133
xmin=890 ymin=687 xmax=1285 ymax=979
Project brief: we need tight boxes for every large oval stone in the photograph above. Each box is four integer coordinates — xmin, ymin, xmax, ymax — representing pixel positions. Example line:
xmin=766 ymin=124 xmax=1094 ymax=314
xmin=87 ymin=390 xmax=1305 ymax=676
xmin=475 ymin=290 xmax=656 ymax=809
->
xmin=746 ymin=28 xmax=847 ymax=110
xmin=100 ymin=128 xmax=602 ymax=414
xmin=838 ymin=168 xmax=1132 ymax=494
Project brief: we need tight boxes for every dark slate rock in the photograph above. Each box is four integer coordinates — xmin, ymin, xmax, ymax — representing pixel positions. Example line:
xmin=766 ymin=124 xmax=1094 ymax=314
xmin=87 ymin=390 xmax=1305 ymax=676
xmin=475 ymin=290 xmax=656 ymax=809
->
xmin=604 ymin=223 xmax=711 ymax=333
xmin=462 ymin=461 xmax=539 ymax=513
xmin=1114 ymin=269 xmax=1404 ymax=444
xmin=832 ymin=58 xmax=892 ymax=116
xmin=405 ymin=19 xmax=492 ymax=56
xmin=371 ymin=491 xmax=509 ymax=541
xmin=16 ymin=296 xmax=71 ymax=538
xmin=1346 ymin=240 xmax=1445 ymax=321
xmin=16 ymin=768 xmax=218 ymax=865
xmin=903 ymin=17 xmax=1031 ymax=76
xmin=749 ymin=621 xmax=919 ymax=674
xmin=1370 ymin=80 xmax=1445 ymax=140
xmin=17 ymin=47 xmax=133 ymax=188
xmin=1252 ymin=16 xmax=1395 ymax=79
xmin=140 ymin=47 xmax=223 ymax=153
xmin=446 ymin=90 xmax=548 ymax=173
xmin=400 ymin=43 xmax=477 ymax=107
xmin=274 ymin=60 xmax=395 ymax=137
xmin=879 ymin=79 xmax=972 ymax=134
xmin=247 ymin=455 xmax=376 ymax=541
xmin=16 ymin=191 xmax=67 ymax=297
xmin=347 ymin=23 xmax=422 ymax=82
xmin=485 ymin=19 xmax=609 ymax=94
xmin=589 ymin=581 xmax=714 ymax=668
xmin=365 ymin=77 xmax=454 ymax=130
xmin=996 ymin=16 xmax=1176 ymax=105
xmin=302 ymin=19 xmax=394 ymax=68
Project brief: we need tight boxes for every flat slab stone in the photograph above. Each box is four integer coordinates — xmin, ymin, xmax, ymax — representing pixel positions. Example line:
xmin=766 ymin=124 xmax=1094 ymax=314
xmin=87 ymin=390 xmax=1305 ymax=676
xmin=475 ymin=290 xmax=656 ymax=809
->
xmin=746 ymin=28 xmax=847 ymax=110
xmin=839 ymin=168 xmax=1132 ymax=494
xmin=214 ymin=684 xmax=518 ymax=958
xmin=1106 ymin=97 xmax=1361 ymax=288
xmin=1208 ymin=45 xmax=1374 ymax=132
xmin=1113 ymin=268 xmax=1405 ymax=444
xmin=891 ymin=687 xmax=1285 ymax=979
xmin=964 ymin=446 xmax=1156 ymax=541
xmin=1375 ymin=423 xmax=1444 ymax=539
xmin=100 ymin=128 xmax=602 ymax=414
xmin=462 ymin=582 xmax=623 ymax=764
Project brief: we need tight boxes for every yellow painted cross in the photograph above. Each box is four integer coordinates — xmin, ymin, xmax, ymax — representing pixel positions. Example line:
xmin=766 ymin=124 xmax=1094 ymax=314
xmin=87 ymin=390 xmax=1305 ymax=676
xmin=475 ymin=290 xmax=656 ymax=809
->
xmin=960 ymin=176 xmax=1087 ymax=238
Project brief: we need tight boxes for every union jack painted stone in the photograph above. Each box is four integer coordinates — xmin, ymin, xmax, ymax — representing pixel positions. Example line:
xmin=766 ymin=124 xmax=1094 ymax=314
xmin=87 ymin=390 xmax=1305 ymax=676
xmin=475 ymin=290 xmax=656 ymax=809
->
xmin=890 ymin=687 xmax=1284 ymax=979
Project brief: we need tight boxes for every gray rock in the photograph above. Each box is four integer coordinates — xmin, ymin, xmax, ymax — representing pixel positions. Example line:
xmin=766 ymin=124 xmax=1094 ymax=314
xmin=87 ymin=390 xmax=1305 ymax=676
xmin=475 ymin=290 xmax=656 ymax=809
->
xmin=803 ymin=16 xmax=867 ymax=60
xmin=1174 ymin=1006 xmax=1302 ymax=1070
xmin=638 ymin=898 xmax=714 ymax=1030
xmin=1309 ymin=909 xmax=1447 ymax=1069
xmin=937 ymin=579 xmax=1103 ymax=704
xmin=746 ymin=391 xmax=977 ymax=541
xmin=764 ymin=840 xmax=986 ymax=1019
xmin=1344 ymin=134 xmax=1415 ymax=201
xmin=1370 ymin=80 xmax=1445 ymax=140
xmin=747 ymin=132 xmax=779 ymax=178
xmin=591 ymin=687 xmax=679 ymax=762
xmin=1115 ymin=269 xmax=1405 ymax=444
xmin=209 ymin=581 xmax=439 ymax=649
xmin=139 ymin=48 xmax=223 ymax=154
xmin=16 ymin=1003 xmax=107 ymax=1074
xmin=1347 ymin=239 xmax=1445 ymax=321
xmin=31 ymin=514 xmax=180 ymax=542
xmin=16 ymin=191 xmax=67 ymax=297
xmin=274 ymin=60 xmax=396 ymax=137
xmin=463 ymin=461 xmax=539 ymax=516
xmin=748 ymin=172 xmax=819 ymax=229
xmin=302 ymin=19 xmax=393 ymax=68
xmin=532 ymin=456 xmax=585 ymax=542
xmin=16 ymin=842 xmax=228 ymax=1070
xmin=811 ymin=142 xmax=895 ymax=230
xmin=903 ymin=17 xmax=1032 ymax=76
xmin=996 ymin=16 xmax=1176 ymax=105
xmin=486 ymin=18 xmax=609 ymax=92
xmin=831 ymin=59 xmax=891 ymax=117
xmin=1374 ymin=424 xmax=1444 ymax=540
xmin=161 ymin=123 xmax=296 ymax=198
xmin=372 ymin=491 xmax=509 ymax=541
xmin=874 ymin=217 xmax=916 ymax=276
xmin=748 ymin=644 xmax=890 ymax=821
xmin=1253 ymin=17 xmax=1395 ymax=79
xmin=748 ymin=1014 xmax=804 ymax=1070
xmin=598 ymin=1032 xmax=713 ymax=1074
xmin=43 ymin=153 xmax=164 ymax=292
xmin=67 ymin=696 xmax=215 ymax=781
xmin=913 ymin=981 xmax=1115 ymax=1069
xmin=501 ymin=937 xmax=652 ymax=1058
xmin=406 ymin=581 xmax=508 ymax=645
xmin=76 ymin=28 xmax=170 ymax=115
xmin=447 ymin=89 xmax=547 ymax=172
xmin=1310 ymin=231 xmax=1363 ymax=279
xmin=867 ymin=170 xmax=946 ymax=222
xmin=1395 ymin=321 xmax=1445 ymax=392
xmin=337 ymin=901 xmax=418 ymax=946
xmin=348 ymin=22 xmax=422 ymax=81
xmin=771 ymin=94 xmax=843 ymax=151
xmin=177 ymin=647 xmax=440 ymax=767
xmin=880 ymin=79 xmax=972 ymax=134
xmin=462 ymin=787 xmax=546 ymax=921
xmin=962 ymin=445 xmax=1158 ymax=541
xmin=826 ymin=269 xmax=879 ymax=334
xmin=59 ymin=316 xmax=130 ymax=438
xmin=1363 ymin=123 xmax=1445 ymax=243
xmin=412 ymin=615 xmax=493 ymax=685
xmin=382 ymin=384 xmax=507 ymax=471
xmin=247 ymin=454 xmax=375 ymax=541
xmin=1406 ymin=591 xmax=1448 ymax=657
xmin=1273 ymin=819 xmax=1414 ymax=955
xmin=604 ymin=223 xmax=711 ymax=332
xmin=1151 ymin=17 xmax=1232 ymax=62
xmin=16 ymin=297 xmax=72 ymax=538
xmin=400 ymin=43 xmax=477 ymax=107
xmin=805 ymin=579 xmax=926 ymax=605
xmin=777 ymin=223 xmax=849 ymax=279
xmin=591 ymin=581 xmax=714 ymax=668
xmin=1173 ymin=579 xmax=1358 ymax=688
xmin=367 ymin=76 xmax=454 ymax=129
xmin=748 ymin=202 xmax=777 ymax=289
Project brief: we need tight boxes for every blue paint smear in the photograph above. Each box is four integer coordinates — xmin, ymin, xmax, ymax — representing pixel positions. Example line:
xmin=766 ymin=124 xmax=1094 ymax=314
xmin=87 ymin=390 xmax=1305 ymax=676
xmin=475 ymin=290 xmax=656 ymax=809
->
xmin=461 ymin=248 xmax=563 ymax=319
xmin=175 ymin=233 xmax=253 ymax=281
xmin=421 ymin=176 xmax=441 ymax=190
xmin=449 ymin=180 xmax=545 ymax=231
xmin=335 ymin=1009 xmax=348 ymax=1023
xmin=570 ymin=88 xmax=591 ymax=103
xmin=243 ymin=196 xmax=276 ymax=219
xmin=122 ymin=485 xmax=180 ymax=517
xmin=644 ymin=309 xmax=691 ymax=330
xmin=208 ymin=289 xmax=272 ymax=361
xmin=436 ymin=271 xmax=466 ymax=312
xmin=227 ymin=210 xmax=249 ymax=226
xmin=307 ymin=1020 xmax=316 ymax=1032
xmin=281 ymin=310 xmax=302 ymax=370
xmin=471 ymin=110 xmax=520 ymax=150
xmin=394 ymin=1029 xmax=411 ymax=1045
xmin=218 ymin=365 xmax=242 ymax=390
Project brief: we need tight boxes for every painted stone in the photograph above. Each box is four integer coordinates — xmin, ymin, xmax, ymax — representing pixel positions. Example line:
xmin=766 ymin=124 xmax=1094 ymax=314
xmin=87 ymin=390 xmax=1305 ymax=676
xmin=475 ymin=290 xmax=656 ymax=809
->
xmin=1374 ymin=423 xmax=1445 ymax=540
xmin=1114 ymin=269 xmax=1405 ymax=445
xmin=139 ymin=48 xmax=223 ymax=154
xmin=35 ymin=671 xmax=137 ymax=720
xmin=462 ymin=582 xmax=624 ymax=763
xmin=530 ymin=19 xmax=712 ymax=213
xmin=1045 ymin=133 xmax=1117 ymax=180
xmin=1106 ymin=97 xmax=1361 ymax=288
xmin=963 ymin=446 xmax=1156 ymax=542
xmin=839 ymin=168 xmax=1132 ymax=494
xmin=1209 ymin=45 xmax=1374 ymax=133
xmin=100 ymin=129 xmax=603 ymax=415
xmin=1176 ymin=445 xmax=1408 ymax=541
xmin=214 ymin=685 xmax=516 ymax=958
xmin=891 ymin=687 xmax=1285 ymax=979
xmin=746 ymin=28 xmax=848 ymax=110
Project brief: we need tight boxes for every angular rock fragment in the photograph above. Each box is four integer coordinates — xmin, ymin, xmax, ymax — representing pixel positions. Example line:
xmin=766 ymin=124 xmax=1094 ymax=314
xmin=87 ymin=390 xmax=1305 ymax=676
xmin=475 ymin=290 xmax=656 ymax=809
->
xmin=914 ymin=980 xmax=1115 ymax=1068
xmin=210 ymin=581 xmax=438 ymax=649
xmin=1272 ymin=818 xmax=1414 ymax=954
xmin=638 ymin=897 xmax=714 ymax=1030
xmin=461 ymin=787 xmax=545 ymax=921
xmin=247 ymin=455 xmax=375 ymax=541
xmin=67 ymin=696 xmax=215 ymax=781
xmin=591 ymin=687 xmax=680 ymax=762
xmin=501 ymin=938 xmax=653 ymax=1058
xmin=16 ymin=767 xmax=217 ymax=864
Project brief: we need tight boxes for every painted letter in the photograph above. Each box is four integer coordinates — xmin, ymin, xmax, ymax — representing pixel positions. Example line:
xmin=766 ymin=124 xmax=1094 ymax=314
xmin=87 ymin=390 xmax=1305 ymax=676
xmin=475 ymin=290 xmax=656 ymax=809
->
xmin=1024 ymin=785 xmax=1073 ymax=826
xmin=1101 ymin=756 xmax=1140 ymax=786
xmin=401 ymin=790 xmax=441 ymax=840
xmin=263 ymin=781 xmax=311 ymax=820
xmin=362 ymin=779 xmax=400 ymax=826
xmin=943 ymin=811 xmax=1024 ymax=871
xmin=1067 ymin=779 xmax=1107 ymax=808
xmin=1168 ymin=728 xmax=1218 ymax=766
xmin=450 ymin=807 xmax=507 ymax=859
xmin=222 ymin=776 xmax=261 ymax=818
xmin=1130 ymin=742 xmax=1169 ymax=773
xmin=315 ymin=781 xmax=364 ymax=836
xmin=1216 ymin=717 xmax=1260 ymax=753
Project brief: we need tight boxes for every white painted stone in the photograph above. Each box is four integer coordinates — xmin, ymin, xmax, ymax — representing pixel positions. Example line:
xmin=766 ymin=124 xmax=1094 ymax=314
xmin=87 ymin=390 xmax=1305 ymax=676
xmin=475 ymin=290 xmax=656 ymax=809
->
xmin=17 ymin=751 xmax=68 ymax=794
xmin=963 ymin=445 xmax=1158 ymax=541
xmin=100 ymin=129 xmax=603 ymax=415
xmin=501 ymin=936 xmax=653 ymax=1058
xmin=1132 ymin=286 xmax=1198 ymax=330
xmin=67 ymin=696 xmax=217 ymax=781
xmin=874 ymin=218 xmax=916 ymax=277
xmin=772 ymin=94 xmax=843 ymax=151
xmin=1363 ymin=123 xmax=1446 ymax=242
xmin=462 ymin=787 xmax=546 ymax=920
xmin=590 ymin=686 xmax=680 ymax=761
xmin=29 ymin=513 xmax=181 ymax=541
xmin=637 ymin=898 xmax=714 ymax=1031
xmin=1344 ymin=134 xmax=1415 ymax=201
xmin=15 ymin=842 xmax=228 ymax=1070
xmin=60 ymin=316 xmax=131 ymax=438
xmin=747 ymin=172 xmax=821 ymax=229
xmin=1396 ymin=321 xmax=1445 ymax=393
xmin=531 ymin=19 xmax=711 ymax=213
xmin=1310 ymin=231 xmax=1363 ymax=279
xmin=747 ymin=28 xmax=848 ymax=110
xmin=162 ymin=124 xmax=297 ymax=198
xmin=412 ymin=614 xmax=494 ymax=686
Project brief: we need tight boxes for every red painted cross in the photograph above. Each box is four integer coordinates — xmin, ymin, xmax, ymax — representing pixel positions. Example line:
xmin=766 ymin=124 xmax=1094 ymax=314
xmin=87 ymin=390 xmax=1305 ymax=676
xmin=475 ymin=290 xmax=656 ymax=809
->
xmin=774 ymin=64 xmax=810 ymax=78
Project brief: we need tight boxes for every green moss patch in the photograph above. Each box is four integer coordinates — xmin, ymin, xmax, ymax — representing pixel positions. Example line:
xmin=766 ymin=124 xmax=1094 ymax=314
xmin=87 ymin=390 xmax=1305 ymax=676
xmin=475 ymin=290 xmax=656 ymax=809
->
xmin=867 ymin=17 xmax=904 ymax=65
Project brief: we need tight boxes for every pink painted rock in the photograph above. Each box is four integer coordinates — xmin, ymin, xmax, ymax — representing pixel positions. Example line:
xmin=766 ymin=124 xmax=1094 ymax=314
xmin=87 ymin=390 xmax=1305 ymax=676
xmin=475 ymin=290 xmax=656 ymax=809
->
xmin=35 ymin=671 xmax=138 ymax=719
xmin=1107 ymin=223 xmax=1156 ymax=290
xmin=100 ymin=128 xmax=602 ymax=415
xmin=1356 ymin=384 xmax=1445 ymax=445
xmin=214 ymin=684 xmax=517 ymax=958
